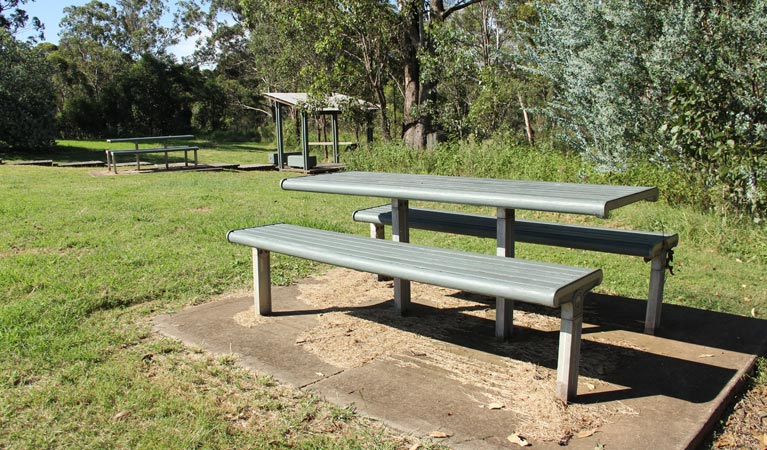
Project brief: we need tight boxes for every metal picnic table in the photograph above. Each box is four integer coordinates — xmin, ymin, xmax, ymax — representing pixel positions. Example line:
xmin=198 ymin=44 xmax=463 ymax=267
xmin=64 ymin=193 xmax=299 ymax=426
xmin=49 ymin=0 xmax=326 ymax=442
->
xmin=281 ymin=171 xmax=659 ymax=337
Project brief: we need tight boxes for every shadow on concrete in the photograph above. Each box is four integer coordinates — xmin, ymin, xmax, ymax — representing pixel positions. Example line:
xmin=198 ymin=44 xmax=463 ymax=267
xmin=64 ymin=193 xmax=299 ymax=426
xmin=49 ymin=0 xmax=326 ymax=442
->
xmin=267 ymin=288 xmax=767 ymax=406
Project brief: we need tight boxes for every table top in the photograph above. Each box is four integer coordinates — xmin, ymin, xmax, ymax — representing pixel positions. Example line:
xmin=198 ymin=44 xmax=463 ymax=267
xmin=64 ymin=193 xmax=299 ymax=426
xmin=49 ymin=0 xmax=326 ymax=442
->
xmin=281 ymin=171 xmax=659 ymax=218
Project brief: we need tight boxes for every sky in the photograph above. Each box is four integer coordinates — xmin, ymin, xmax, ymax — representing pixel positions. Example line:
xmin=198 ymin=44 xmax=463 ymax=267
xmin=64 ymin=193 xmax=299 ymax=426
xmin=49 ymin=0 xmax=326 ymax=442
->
xmin=16 ymin=0 xmax=197 ymax=59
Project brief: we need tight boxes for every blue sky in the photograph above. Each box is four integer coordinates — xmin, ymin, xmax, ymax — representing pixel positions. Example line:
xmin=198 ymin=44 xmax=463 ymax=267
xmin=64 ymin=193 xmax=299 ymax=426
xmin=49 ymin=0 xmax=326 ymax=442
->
xmin=17 ymin=0 xmax=197 ymax=58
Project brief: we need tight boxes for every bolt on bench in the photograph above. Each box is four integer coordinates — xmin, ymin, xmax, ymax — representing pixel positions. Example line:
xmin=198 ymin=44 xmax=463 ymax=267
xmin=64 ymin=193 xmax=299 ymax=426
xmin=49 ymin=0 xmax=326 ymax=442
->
xmin=227 ymin=223 xmax=603 ymax=402
xmin=353 ymin=205 xmax=678 ymax=335
xmin=105 ymin=135 xmax=199 ymax=173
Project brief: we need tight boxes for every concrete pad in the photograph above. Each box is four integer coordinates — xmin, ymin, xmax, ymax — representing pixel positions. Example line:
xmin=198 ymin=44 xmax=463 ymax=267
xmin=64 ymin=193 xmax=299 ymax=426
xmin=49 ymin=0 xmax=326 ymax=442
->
xmin=154 ymin=279 xmax=767 ymax=450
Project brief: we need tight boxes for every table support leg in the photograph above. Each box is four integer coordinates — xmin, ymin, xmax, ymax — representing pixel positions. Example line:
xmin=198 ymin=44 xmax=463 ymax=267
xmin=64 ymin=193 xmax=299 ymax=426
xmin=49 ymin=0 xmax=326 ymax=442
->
xmin=392 ymin=199 xmax=410 ymax=314
xmin=645 ymin=251 xmax=667 ymax=335
xmin=253 ymin=248 xmax=272 ymax=315
xmin=556 ymin=291 xmax=584 ymax=403
xmin=496 ymin=207 xmax=515 ymax=339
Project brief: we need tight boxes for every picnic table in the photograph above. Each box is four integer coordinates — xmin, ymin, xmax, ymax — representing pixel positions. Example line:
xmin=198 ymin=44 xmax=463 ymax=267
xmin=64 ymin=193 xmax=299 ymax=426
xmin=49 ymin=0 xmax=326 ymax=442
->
xmin=105 ymin=135 xmax=198 ymax=173
xmin=230 ymin=171 xmax=660 ymax=401
xmin=280 ymin=171 xmax=660 ymax=336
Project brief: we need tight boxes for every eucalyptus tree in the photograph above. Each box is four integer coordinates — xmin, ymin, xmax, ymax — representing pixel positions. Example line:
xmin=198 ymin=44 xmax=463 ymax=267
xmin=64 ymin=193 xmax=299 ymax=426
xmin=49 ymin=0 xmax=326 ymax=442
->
xmin=179 ymin=0 xmax=400 ymax=139
xmin=60 ymin=0 xmax=176 ymax=59
xmin=397 ymin=0 xmax=484 ymax=148
xmin=0 ymin=0 xmax=43 ymax=41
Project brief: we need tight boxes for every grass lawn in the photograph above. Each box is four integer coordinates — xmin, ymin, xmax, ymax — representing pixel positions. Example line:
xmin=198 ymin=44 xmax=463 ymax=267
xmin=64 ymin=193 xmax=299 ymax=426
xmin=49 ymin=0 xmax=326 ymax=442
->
xmin=1 ymin=140 xmax=765 ymax=448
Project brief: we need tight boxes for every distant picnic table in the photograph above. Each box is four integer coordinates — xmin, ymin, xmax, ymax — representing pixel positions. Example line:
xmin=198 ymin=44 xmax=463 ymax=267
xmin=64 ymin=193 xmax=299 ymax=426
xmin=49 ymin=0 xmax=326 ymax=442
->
xmin=105 ymin=135 xmax=198 ymax=173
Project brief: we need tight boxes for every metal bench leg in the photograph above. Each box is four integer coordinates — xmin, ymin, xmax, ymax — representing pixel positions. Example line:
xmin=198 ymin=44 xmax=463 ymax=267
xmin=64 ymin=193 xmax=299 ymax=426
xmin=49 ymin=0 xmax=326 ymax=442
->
xmin=645 ymin=251 xmax=667 ymax=335
xmin=496 ymin=207 xmax=515 ymax=339
xmin=556 ymin=292 xmax=584 ymax=403
xmin=370 ymin=224 xmax=391 ymax=282
xmin=392 ymin=199 xmax=410 ymax=314
xmin=253 ymin=248 xmax=272 ymax=315
xmin=496 ymin=299 xmax=514 ymax=339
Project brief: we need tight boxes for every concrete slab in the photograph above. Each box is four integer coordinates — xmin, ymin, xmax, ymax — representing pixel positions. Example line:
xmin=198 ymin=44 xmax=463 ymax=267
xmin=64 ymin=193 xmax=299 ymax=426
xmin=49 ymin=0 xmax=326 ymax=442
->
xmin=154 ymin=275 xmax=767 ymax=450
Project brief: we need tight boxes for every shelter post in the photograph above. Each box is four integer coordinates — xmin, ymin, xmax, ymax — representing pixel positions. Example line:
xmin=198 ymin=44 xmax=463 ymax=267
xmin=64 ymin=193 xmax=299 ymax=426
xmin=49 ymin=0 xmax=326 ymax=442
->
xmin=275 ymin=103 xmax=284 ymax=169
xmin=331 ymin=112 xmax=340 ymax=163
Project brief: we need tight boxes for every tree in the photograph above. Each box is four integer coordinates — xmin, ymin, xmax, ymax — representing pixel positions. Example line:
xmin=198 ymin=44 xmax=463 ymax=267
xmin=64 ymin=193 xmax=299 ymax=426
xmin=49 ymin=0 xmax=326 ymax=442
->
xmin=398 ymin=0 xmax=484 ymax=149
xmin=0 ymin=0 xmax=43 ymax=41
xmin=60 ymin=0 xmax=176 ymax=59
xmin=0 ymin=29 xmax=56 ymax=149
xmin=525 ymin=0 xmax=767 ymax=217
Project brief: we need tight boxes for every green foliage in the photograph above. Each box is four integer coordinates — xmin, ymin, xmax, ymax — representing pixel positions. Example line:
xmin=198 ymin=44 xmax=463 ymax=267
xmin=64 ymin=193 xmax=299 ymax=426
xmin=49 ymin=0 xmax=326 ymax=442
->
xmin=0 ymin=29 xmax=56 ymax=150
xmin=59 ymin=0 xmax=177 ymax=58
xmin=525 ymin=0 xmax=767 ymax=219
xmin=0 ymin=0 xmax=43 ymax=41
xmin=657 ymin=3 xmax=767 ymax=219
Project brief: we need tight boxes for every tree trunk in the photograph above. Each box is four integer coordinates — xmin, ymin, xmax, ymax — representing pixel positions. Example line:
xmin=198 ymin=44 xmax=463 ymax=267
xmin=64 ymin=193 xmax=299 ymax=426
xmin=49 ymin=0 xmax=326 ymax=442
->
xmin=374 ymin=83 xmax=392 ymax=141
xmin=400 ymin=0 xmax=427 ymax=149
xmin=518 ymin=94 xmax=535 ymax=146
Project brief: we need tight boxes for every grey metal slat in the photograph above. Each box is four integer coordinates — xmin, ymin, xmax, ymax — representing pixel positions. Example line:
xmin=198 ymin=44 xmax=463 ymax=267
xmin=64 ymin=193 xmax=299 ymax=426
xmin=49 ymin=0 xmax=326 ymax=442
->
xmin=266 ymin=224 xmax=593 ymax=280
xmin=227 ymin=225 xmax=602 ymax=306
xmin=282 ymin=172 xmax=658 ymax=218
xmin=353 ymin=206 xmax=678 ymax=259
xmin=260 ymin=226 xmax=587 ymax=288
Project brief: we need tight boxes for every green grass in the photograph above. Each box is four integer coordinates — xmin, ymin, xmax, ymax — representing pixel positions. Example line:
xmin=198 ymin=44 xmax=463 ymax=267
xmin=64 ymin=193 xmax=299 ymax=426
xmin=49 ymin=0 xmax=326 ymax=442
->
xmin=1 ymin=139 xmax=765 ymax=448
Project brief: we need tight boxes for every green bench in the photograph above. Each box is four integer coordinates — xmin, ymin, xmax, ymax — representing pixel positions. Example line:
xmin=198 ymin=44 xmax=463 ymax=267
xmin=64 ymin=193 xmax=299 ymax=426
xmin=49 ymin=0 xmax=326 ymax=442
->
xmin=105 ymin=135 xmax=198 ymax=173
xmin=353 ymin=205 xmax=678 ymax=334
xmin=227 ymin=223 xmax=603 ymax=402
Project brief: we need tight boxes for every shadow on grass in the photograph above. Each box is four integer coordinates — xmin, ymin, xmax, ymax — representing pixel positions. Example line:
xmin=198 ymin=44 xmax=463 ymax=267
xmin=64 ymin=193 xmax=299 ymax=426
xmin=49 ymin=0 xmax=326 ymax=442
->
xmin=1 ymin=144 xmax=105 ymax=163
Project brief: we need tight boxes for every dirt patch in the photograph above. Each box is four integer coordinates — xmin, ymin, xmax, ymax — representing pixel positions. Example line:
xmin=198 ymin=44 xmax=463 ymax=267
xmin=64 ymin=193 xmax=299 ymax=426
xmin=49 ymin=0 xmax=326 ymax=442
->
xmin=235 ymin=268 xmax=639 ymax=441
xmin=713 ymin=374 xmax=767 ymax=449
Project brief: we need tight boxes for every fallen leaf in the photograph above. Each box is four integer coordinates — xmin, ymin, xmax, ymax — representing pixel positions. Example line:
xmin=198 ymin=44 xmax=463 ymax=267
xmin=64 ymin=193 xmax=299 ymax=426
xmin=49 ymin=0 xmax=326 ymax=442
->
xmin=315 ymin=372 xmax=324 ymax=377
xmin=698 ymin=354 xmax=715 ymax=358
xmin=744 ymin=297 xmax=752 ymax=302
xmin=736 ymin=258 xmax=743 ymax=263
xmin=576 ymin=429 xmax=597 ymax=438
xmin=507 ymin=433 xmax=531 ymax=447
xmin=754 ymin=432 xmax=767 ymax=447
xmin=429 ymin=431 xmax=451 ymax=439
xmin=487 ymin=402 xmax=504 ymax=410
xmin=111 ymin=410 xmax=131 ymax=421
xmin=586 ymin=382 xmax=596 ymax=391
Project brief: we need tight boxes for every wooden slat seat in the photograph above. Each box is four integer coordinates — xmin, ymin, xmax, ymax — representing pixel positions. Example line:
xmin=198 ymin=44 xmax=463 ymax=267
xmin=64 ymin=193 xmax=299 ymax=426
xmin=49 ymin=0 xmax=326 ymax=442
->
xmin=227 ymin=223 xmax=603 ymax=402
xmin=353 ymin=204 xmax=678 ymax=334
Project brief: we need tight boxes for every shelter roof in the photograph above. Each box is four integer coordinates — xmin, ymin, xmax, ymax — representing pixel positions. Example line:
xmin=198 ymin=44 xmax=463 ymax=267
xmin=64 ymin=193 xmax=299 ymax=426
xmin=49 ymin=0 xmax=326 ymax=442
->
xmin=264 ymin=92 xmax=379 ymax=113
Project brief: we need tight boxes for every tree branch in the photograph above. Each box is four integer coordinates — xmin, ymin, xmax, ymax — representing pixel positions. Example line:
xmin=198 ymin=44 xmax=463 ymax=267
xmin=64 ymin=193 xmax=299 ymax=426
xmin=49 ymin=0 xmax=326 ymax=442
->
xmin=437 ymin=0 xmax=484 ymax=20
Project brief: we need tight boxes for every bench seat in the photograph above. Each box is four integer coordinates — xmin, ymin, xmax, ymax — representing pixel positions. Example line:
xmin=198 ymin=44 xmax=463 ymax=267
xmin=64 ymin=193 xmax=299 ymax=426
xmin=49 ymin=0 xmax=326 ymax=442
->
xmin=353 ymin=205 xmax=678 ymax=334
xmin=227 ymin=223 xmax=603 ymax=402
